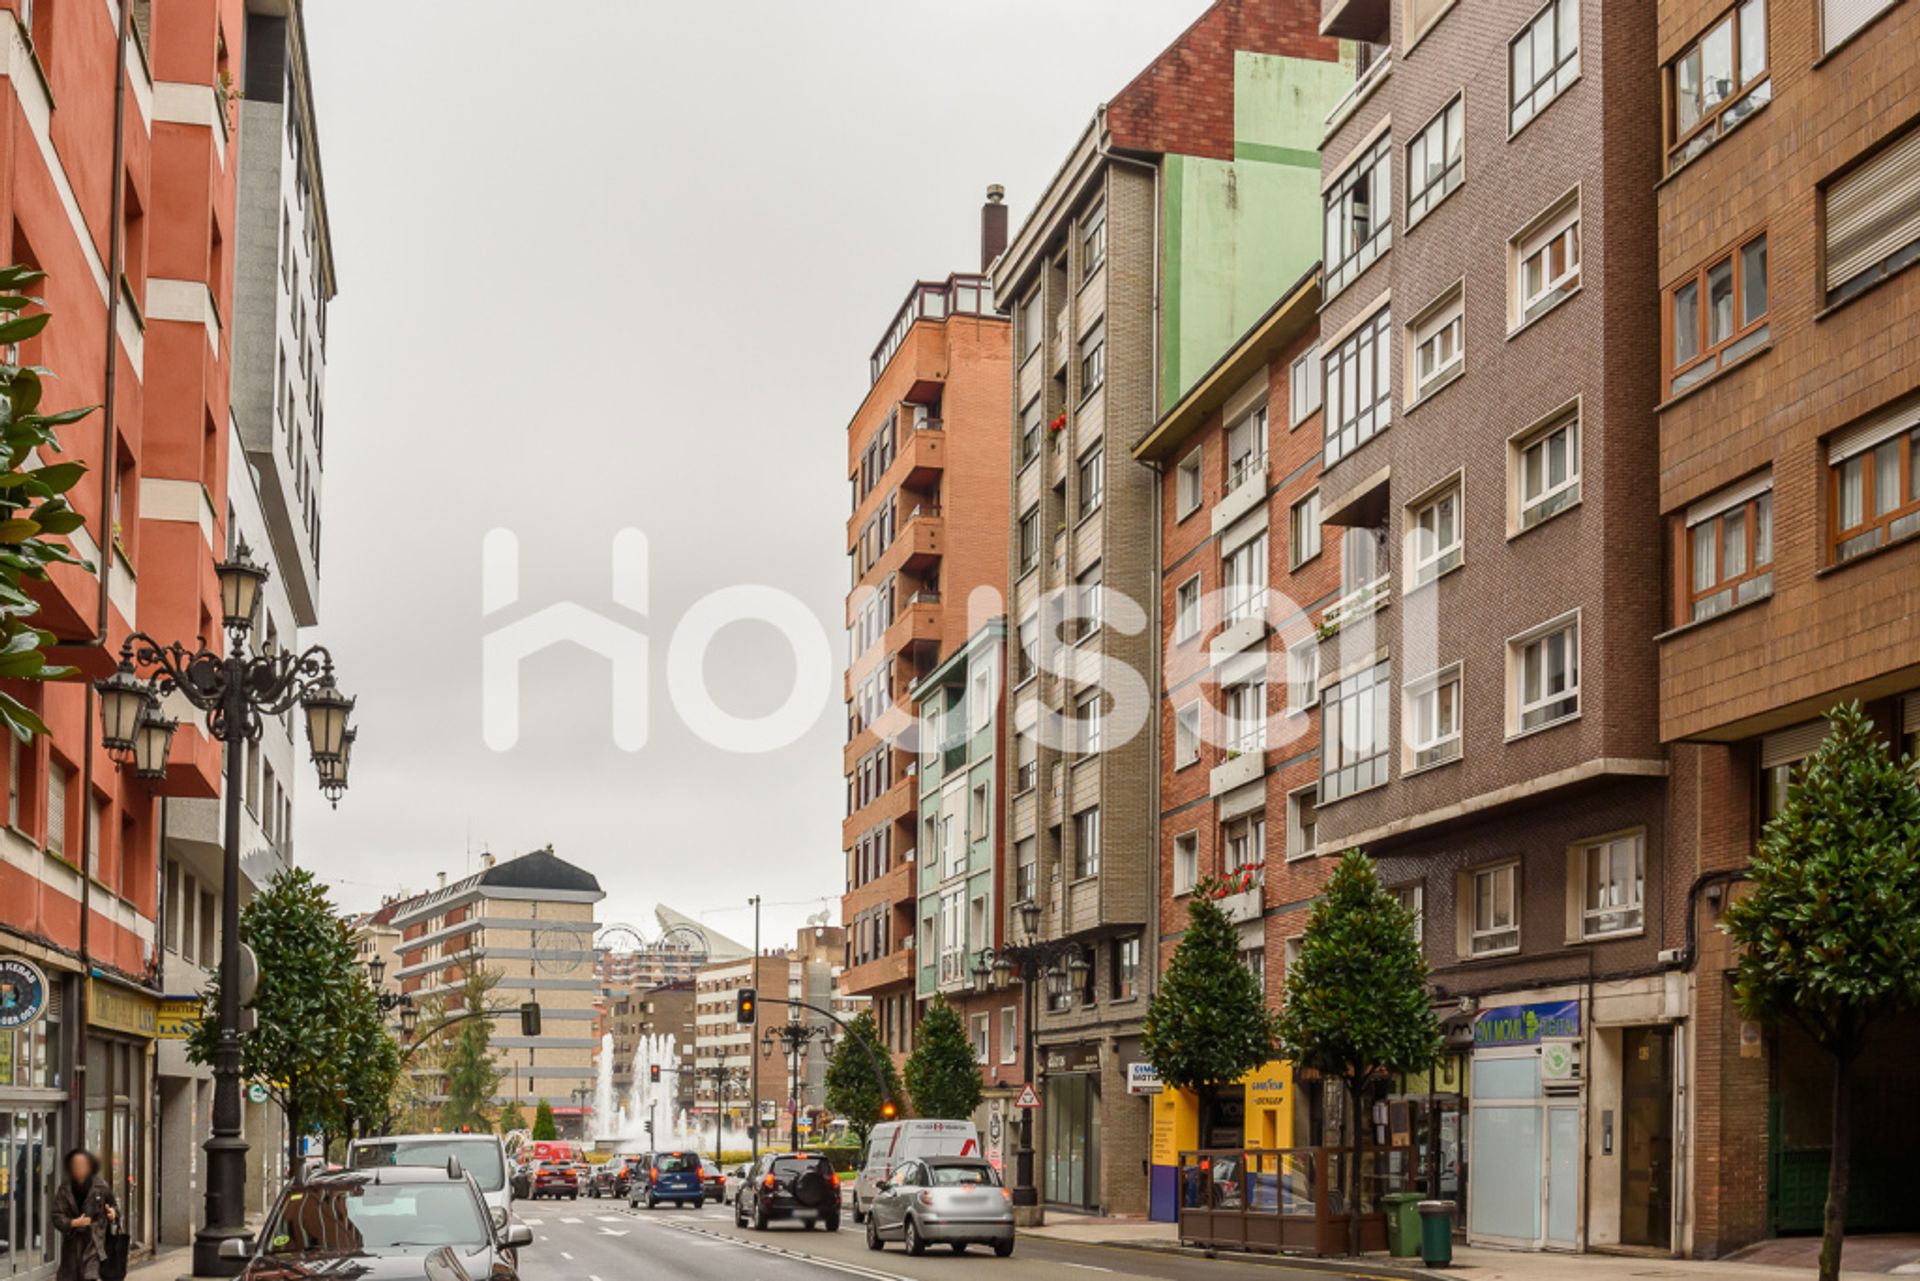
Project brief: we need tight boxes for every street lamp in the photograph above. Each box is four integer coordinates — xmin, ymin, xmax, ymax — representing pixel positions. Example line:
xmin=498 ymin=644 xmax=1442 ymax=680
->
xmin=96 ymin=538 xmax=358 ymax=1277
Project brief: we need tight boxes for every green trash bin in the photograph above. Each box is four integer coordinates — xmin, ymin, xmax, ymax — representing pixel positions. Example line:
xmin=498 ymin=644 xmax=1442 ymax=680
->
xmin=1382 ymin=1193 xmax=1423 ymax=1257
xmin=1418 ymin=1199 xmax=1456 ymax=1267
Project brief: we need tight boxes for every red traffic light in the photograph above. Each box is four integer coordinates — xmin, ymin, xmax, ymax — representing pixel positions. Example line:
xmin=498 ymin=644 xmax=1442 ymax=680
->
xmin=649 ymin=1064 xmax=661 ymax=1083
xmin=880 ymin=1100 xmax=898 ymax=1120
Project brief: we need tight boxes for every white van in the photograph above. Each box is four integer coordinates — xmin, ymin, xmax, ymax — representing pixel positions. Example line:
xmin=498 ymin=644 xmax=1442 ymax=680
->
xmin=851 ymin=1120 xmax=982 ymax=1222
xmin=349 ymin=1133 xmax=514 ymax=1228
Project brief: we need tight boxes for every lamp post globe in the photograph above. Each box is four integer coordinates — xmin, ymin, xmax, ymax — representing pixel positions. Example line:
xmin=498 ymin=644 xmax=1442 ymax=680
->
xmin=398 ymin=1002 xmax=419 ymax=1038
xmin=302 ymin=674 xmax=354 ymax=766
xmin=96 ymin=664 xmax=153 ymax=756
xmin=1016 ymin=899 xmax=1041 ymax=939
xmin=215 ymin=539 xmax=269 ymax=634
xmin=366 ymin=954 xmax=387 ymax=987
xmin=131 ymin=710 xmax=178 ymax=780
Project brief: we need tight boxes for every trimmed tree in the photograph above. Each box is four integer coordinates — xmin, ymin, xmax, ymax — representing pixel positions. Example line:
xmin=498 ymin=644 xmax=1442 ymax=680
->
xmin=439 ymin=969 xmax=503 ymax=1133
xmin=531 ymin=1099 xmax=558 ymax=1142
xmin=1722 ymin=703 xmax=1920 ymax=1281
xmin=904 ymin=995 xmax=983 ymax=1121
xmin=1144 ymin=877 xmax=1279 ymax=1147
xmin=498 ymin=1102 xmax=528 ymax=1136
xmin=824 ymin=1011 xmax=902 ymax=1147
xmin=1277 ymin=850 xmax=1439 ymax=1256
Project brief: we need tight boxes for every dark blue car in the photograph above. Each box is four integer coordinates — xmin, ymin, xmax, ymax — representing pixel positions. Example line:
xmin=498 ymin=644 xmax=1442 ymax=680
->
xmin=631 ymin=1150 xmax=705 ymax=1209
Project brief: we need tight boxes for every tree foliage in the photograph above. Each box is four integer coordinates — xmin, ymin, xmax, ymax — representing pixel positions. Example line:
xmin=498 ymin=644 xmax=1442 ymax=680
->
xmin=0 ymin=269 xmax=101 ymax=742
xmin=498 ymin=1101 xmax=527 ymax=1136
xmin=824 ymin=1011 xmax=902 ymax=1146
xmin=531 ymin=1099 xmax=557 ymax=1142
xmin=903 ymin=995 xmax=983 ymax=1121
xmin=438 ymin=969 xmax=503 ymax=1133
xmin=1722 ymin=703 xmax=1920 ymax=1281
xmin=1144 ymin=878 xmax=1279 ymax=1143
xmin=1276 ymin=850 xmax=1438 ymax=1255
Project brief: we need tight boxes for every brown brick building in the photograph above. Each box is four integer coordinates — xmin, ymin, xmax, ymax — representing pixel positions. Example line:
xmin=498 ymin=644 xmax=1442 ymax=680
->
xmin=1652 ymin=0 xmax=1920 ymax=1253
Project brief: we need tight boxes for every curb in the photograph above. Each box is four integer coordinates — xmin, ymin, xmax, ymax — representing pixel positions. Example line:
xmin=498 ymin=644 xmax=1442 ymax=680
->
xmin=1033 ymin=1234 xmax=1454 ymax=1281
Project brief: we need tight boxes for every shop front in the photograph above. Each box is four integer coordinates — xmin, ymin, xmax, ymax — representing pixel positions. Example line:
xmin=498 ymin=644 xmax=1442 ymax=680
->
xmin=1148 ymin=1059 xmax=1295 ymax=1222
xmin=84 ymin=979 xmax=157 ymax=1256
xmin=1 ymin=954 xmax=66 ymax=1281
xmin=1467 ymin=996 xmax=1583 ymax=1250
xmin=1386 ymin=1045 xmax=1471 ymax=1229
xmin=1041 ymin=1041 xmax=1101 ymax=1210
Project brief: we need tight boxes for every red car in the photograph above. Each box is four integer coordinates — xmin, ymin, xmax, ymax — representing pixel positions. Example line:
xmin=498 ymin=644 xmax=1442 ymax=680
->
xmin=531 ymin=1159 xmax=580 ymax=1200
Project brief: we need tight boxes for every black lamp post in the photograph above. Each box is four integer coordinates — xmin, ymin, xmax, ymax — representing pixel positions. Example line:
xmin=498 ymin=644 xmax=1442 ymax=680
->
xmin=971 ymin=898 xmax=1089 ymax=1212
xmin=96 ymin=539 xmax=356 ymax=1276
xmin=761 ymin=1022 xmax=833 ymax=1151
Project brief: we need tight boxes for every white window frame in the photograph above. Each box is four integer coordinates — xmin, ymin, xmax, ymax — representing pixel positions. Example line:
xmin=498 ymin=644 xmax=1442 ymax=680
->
xmin=1076 ymin=688 xmax=1103 ymax=755
xmin=1174 ymin=574 xmax=1202 ymax=642
xmin=1020 ymin=291 xmax=1044 ymax=361
xmin=1290 ymin=345 xmax=1323 ymax=426
xmin=1469 ymin=861 xmax=1521 ymax=956
xmin=1323 ymin=306 xmax=1393 ymax=466
xmin=1324 ymin=133 xmax=1394 ymax=298
xmin=1079 ymin=443 xmax=1105 ymax=515
xmin=1076 ymin=563 xmax=1103 ymax=639
xmin=1408 ymin=476 xmax=1464 ymax=587
xmin=1226 ymin=406 xmax=1268 ymax=491
xmin=1175 ymin=702 xmax=1202 ymax=768
xmin=1290 ymin=489 xmax=1322 ymax=568
xmin=1513 ymin=404 xmax=1582 ymax=531
xmin=1176 ymin=447 xmax=1204 ymax=519
xmin=1173 ymin=830 xmax=1200 ymax=895
xmin=1287 ymin=636 xmax=1320 ymax=713
xmin=1020 ymin=395 xmax=1044 ymax=466
xmin=969 ymin=665 xmax=994 ymax=733
xmin=1286 ymin=784 xmax=1318 ymax=861
xmin=1225 ymin=678 xmax=1267 ymax=758
xmin=1510 ymin=611 xmax=1581 ymax=736
xmin=1407 ymin=285 xmax=1465 ymax=402
xmin=970 ymin=1012 xmax=991 ymax=1064
xmin=1079 ymin=323 xmax=1105 ymax=397
xmin=1224 ymin=813 xmax=1266 ymax=873
xmin=1509 ymin=0 xmax=1581 ymax=136
xmin=1405 ymin=662 xmax=1463 ymax=771
xmin=1081 ymin=203 xmax=1107 ymax=279
xmin=1510 ymin=191 xmax=1582 ymax=328
xmin=1406 ymin=94 xmax=1465 ymax=227
xmin=1579 ymin=832 xmax=1646 ymax=938
xmin=1222 ymin=532 xmax=1269 ymax=624
xmin=1394 ymin=883 xmax=1425 ymax=942
xmin=1000 ymin=1006 xmax=1018 ymax=1063
xmin=1073 ymin=806 xmax=1102 ymax=879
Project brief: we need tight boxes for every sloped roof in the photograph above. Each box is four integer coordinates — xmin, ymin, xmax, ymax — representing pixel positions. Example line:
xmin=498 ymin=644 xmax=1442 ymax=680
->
xmin=478 ymin=846 xmax=602 ymax=895
xmin=656 ymin=905 xmax=749 ymax=961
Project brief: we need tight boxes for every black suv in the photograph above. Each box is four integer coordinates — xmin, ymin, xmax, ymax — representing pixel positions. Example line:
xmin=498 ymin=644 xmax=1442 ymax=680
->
xmin=734 ymin=1152 xmax=841 ymax=1231
xmin=589 ymin=1156 xmax=643 ymax=1199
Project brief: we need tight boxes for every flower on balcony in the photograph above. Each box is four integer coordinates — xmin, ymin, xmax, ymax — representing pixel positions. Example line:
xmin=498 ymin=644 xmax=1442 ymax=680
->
xmin=1205 ymin=866 xmax=1262 ymax=899
xmin=1049 ymin=413 xmax=1067 ymax=434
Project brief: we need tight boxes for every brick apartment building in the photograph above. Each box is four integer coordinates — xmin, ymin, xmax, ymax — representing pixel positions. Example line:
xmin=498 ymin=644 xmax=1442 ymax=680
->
xmin=839 ymin=193 xmax=1012 ymax=1063
xmin=1651 ymin=0 xmax=1920 ymax=1253
xmin=988 ymin=0 xmax=1344 ymax=1215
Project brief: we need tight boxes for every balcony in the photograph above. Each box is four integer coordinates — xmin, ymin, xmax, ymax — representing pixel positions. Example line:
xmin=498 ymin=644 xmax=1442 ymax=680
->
xmin=903 ymin=424 xmax=946 ymax=490
xmin=839 ymin=947 xmax=915 ymax=996
xmin=899 ymin=503 xmax=944 ymax=573
xmin=1319 ymin=576 xmax=1391 ymax=638
xmin=1322 ymin=0 xmax=1388 ymax=43
xmin=1210 ymin=747 xmax=1264 ymax=797
xmin=1209 ymin=615 xmax=1266 ymax=666
xmin=1213 ymin=872 xmax=1265 ymax=925
xmin=871 ymin=273 xmax=996 ymax=386
xmin=1212 ymin=458 xmax=1268 ymax=536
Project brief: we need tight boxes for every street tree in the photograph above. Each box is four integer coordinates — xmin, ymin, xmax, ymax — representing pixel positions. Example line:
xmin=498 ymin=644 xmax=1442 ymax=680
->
xmin=904 ymin=995 xmax=982 ymax=1121
xmin=340 ymin=986 xmax=402 ymax=1143
xmin=187 ymin=867 xmax=371 ymax=1170
xmin=532 ymin=1100 xmax=558 ymax=1142
xmin=498 ymin=1102 xmax=527 ymax=1136
xmin=439 ymin=969 xmax=503 ymax=1133
xmin=1143 ymin=876 xmax=1279 ymax=1146
xmin=0 ymin=269 xmax=101 ymax=742
xmin=824 ymin=1011 xmax=902 ymax=1146
xmin=1276 ymin=850 xmax=1439 ymax=1256
xmin=1722 ymin=703 xmax=1920 ymax=1281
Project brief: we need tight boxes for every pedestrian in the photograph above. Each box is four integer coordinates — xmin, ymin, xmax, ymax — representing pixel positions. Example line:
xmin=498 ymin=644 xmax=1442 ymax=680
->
xmin=51 ymin=1148 xmax=118 ymax=1281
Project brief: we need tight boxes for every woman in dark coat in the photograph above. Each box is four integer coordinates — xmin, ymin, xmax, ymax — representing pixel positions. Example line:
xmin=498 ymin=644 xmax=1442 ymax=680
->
xmin=50 ymin=1148 xmax=117 ymax=1281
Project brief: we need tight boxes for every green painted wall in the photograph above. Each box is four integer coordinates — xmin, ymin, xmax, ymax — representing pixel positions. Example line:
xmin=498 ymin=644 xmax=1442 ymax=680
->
xmin=1160 ymin=50 xmax=1355 ymax=410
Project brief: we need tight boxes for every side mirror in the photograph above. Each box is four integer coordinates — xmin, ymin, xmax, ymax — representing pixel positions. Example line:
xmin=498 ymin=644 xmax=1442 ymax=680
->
xmin=875 ymin=1181 xmax=891 ymax=1193
xmin=503 ymin=1223 xmax=535 ymax=1249
xmin=217 ymin=1238 xmax=252 ymax=1261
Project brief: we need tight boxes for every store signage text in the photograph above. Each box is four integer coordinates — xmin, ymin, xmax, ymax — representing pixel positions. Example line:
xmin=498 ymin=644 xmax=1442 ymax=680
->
xmin=1474 ymin=999 xmax=1580 ymax=1048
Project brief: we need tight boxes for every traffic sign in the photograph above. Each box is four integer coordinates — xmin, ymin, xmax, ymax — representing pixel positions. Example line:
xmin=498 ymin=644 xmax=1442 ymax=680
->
xmin=1015 ymin=1083 xmax=1040 ymax=1109
xmin=246 ymin=1082 xmax=270 ymax=1105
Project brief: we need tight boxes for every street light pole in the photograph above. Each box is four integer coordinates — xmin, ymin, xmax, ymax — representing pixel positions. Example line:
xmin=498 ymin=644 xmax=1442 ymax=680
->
xmin=95 ymin=540 xmax=356 ymax=1277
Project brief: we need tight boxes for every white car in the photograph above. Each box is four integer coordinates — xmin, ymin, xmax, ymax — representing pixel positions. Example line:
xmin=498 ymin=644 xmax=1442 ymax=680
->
xmin=851 ymin=1119 xmax=982 ymax=1222
xmin=349 ymin=1133 xmax=515 ymax=1232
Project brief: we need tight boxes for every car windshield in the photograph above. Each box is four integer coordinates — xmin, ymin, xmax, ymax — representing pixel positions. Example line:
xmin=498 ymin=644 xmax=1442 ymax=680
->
xmin=771 ymin=1157 xmax=825 ymax=1178
xmin=262 ymin=1183 xmax=488 ymax=1256
xmin=655 ymin=1152 xmax=699 ymax=1173
xmin=351 ymin=1140 xmax=505 ymax=1193
xmin=929 ymin=1164 xmax=998 ymax=1188
xmin=701 ymin=1160 xmax=719 ymax=1176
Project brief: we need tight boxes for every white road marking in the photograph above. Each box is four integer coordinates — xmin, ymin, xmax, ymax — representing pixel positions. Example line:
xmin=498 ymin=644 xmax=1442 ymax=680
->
xmin=558 ymin=1251 xmax=573 ymax=1261
xmin=559 ymin=1216 xmax=583 ymax=1224
xmin=520 ymin=1218 xmax=543 ymax=1226
xmin=596 ymin=1228 xmax=628 ymax=1237
xmin=595 ymin=1215 xmax=625 ymax=1223
xmin=1062 ymin=1265 xmax=1114 ymax=1274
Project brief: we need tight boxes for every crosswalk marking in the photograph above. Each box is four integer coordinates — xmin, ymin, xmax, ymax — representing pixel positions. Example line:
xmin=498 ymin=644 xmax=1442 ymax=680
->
xmin=559 ymin=1216 xmax=583 ymax=1224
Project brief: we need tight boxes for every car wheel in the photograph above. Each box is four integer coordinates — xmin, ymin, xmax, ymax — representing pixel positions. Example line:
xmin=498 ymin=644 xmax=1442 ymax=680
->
xmin=824 ymin=1216 xmax=840 ymax=1233
xmin=646 ymin=1192 xmax=657 ymax=1209
xmin=734 ymin=1200 xmax=746 ymax=1228
xmin=904 ymin=1217 xmax=926 ymax=1256
xmin=754 ymin=1202 xmax=769 ymax=1232
xmin=865 ymin=1217 xmax=884 ymax=1251
xmin=994 ymin=1239 xmax=1015 ymax=1258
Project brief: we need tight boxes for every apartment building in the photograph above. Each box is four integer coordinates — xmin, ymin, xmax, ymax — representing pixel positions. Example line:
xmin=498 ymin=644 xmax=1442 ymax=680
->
xmin=690 ymin=951 xmax=791 ymax=1134
xmin=839 ymin=192 xmax=1012 ymax=1063
xmin=1132 ymin=274 xmax=1334 ymax=1219
xmin=989 ymin=0 xmax=1344 ymax=1215
xmin=392 ymin=848 xmax=604 ymax=1113
xmin=1650 ymin=0 xmax=1920 ymax=1254
xmin=1312 ymin=0 xmax=1666 ymax=1254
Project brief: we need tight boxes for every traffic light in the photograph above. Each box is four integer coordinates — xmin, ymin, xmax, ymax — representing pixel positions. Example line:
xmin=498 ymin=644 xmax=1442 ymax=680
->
xmin=649 ymin=1064 xmax=661 ymax=1084
xmin=879 ymin=1099 xmax=899 ymax=1121
xmin=520 ymin=1002 xmax=542 ymax=1037
xmin=735 ymin=988 xmax=756 ymax=1024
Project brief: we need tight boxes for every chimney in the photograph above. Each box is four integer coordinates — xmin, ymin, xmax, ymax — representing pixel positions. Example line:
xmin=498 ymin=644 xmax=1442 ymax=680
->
xmin=436 ymin=871 xmax=447 ymax=889
xmin=481 ymin=852 xmax=496 ymax=869
xmin=981 ymin=185 xmax=1008 ymax=273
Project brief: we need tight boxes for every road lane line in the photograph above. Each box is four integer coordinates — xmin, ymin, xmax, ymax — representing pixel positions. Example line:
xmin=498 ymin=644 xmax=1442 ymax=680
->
xmin=1062 ymin=1265 xmax=1114 ymax=1274
xmin=595 ymin=1215 xmax=625 ymax=1223
xmin=558 ymin=1251 xmax=573 ymax=1260
xmin=559 ymin=1216 xmax=583 ymax=1224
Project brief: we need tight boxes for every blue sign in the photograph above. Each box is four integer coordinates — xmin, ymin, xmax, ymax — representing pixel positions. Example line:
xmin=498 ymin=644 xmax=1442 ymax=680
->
xmin=1474 ymin=1000 xmax=1580 ymax=1048
xmin=0 ymin=957 xmax=48 ymax=1031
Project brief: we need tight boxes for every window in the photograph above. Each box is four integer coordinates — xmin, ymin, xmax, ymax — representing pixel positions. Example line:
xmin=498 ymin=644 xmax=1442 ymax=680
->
xmin=1470 ymin=863 xmax=1520 ymax=955
xmin=1289 ymin=490 xmax=1322 ymax=567
xmin=970 ymin=666 xmax=994 ymax=733
xmin=1393 ymin=884 xmax=1424 ymax=942
xmin=1410 ymin=481 xmax=1463 ymax=586
xmin=1076 ymin=563 xmax=1103 ymax=638
xmin=1113 ymin=936 xmax=1140 ymax=1000
xmin=1073 ymin=807 xmax=1101 ymax=879
xmin=1669 ymin=230 xmax=1769 ymax=394
xmin=970 ymin=781 xmax=990 ymax=840
xmin=1580 ymin=833 xmax=1645 ymax=937
xmin=1015 ymin=731 xmax=1037 ymax=795
xmin=1175 ymin=702 xmax=1202 ymax=768
xmin=1405 ymin=664 xmax=1463 ymax=769
xmin=1078 ymin=445 xmax=1104 ymax=515
xmin=943 ymin=813 xmax=965 ymax=876
xmin=1408 ymin=287 xmax=1464 ymax=400
xmin=1016 ymin=616 xmax=1038 ymax=685
xmin=1290 ymin=346 xmax=1322 ymax=425
xmin=1512 ymin=194 xmax=1580 ymax=325
xmin=1829 ymin=396 xmax=1920 ymax=561
xmin=1176 ymin=448 xmax=1203 ymax=518
xmin=1822 ymin=0 xmax=1896 ymax=53
xmin=1241 ymin=944 xmax=1267 ymax=992
xmin=1222 ymin=533 xmax=1268 ymax=623
xmin=1668 ymin=0 xmax=1770 ymax=170
xmin=1512 ymin=614 xmax=1580 ymax=733
xmin=1021 ymin=291 xmax=1044 ymax=360
xmin=1407 ymin=95 xmax=1464 ymax=225
xmin=1076 ymin=688 xmax=1103 ymax=755
xmin=1685 ymin=475 xmax=1774 ymax=620
xmin=1322 ymin=661 xmax=1390 ymax=802
xmin=1324 ymin=134 xmax=1393 ymax=296
xmin=1324 ymin=308 xmax=1392 ymax=465
xmin=1226 ymin=407 xmax=1267 ymax=491
xmin=1515 ymin=407 xmax=1581 ymax=529
xmin=1015 ymin=836 xmax=1037 ymax=903
xmin=1287 ymin=637 xmax=1320 ymax=712
xmin=1082 ymin=205 xmax=1107 ymax=279
xmin=1824 ymin=122 xmax=1920 ymax=305
xmin=970 ymin=1013 xmax=990 ymax=1064
xmin=1225 ymin=679 xmax=1267 ymax=757
xmin=1286 ymin=786 xmax=1317 ymax=860
xmin=1173 ymin=832 xmax=1199 ymax=894
xmin=939 ymin=889 xmax=966 ymax=982
xmin=1224 ymin=814 xmax=1265 ymax=874
xmin=1020 ymin=396 xmax=1043 ymax=465
xmin=1509 ymin=0 xmax=1579 ymax=133
xmin=1341 ymin=525 xmax=1389 ymax=596
xmin=1174 ymin=576 xmax=1202 ymax=642
xmin=1018 ymin=507 xmax=1040 ymax=575
xmin=46 ymin=760 xmax=68 ymax=857
xmin=1079 ymin=324 xmax=1105 ymax=396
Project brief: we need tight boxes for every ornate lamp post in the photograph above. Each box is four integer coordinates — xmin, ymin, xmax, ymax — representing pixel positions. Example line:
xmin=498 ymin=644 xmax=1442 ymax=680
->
xmin=761 ymin=1021 xmax=834 ymax=1151
xmin=96 ymin=540 xmax=357 ymax=1275
xmin=970 ymin=898 xmax=1089 ymax=1214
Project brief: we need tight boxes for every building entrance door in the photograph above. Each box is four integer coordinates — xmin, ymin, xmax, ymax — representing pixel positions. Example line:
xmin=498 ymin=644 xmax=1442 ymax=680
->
xmin=1545 ymin=1104 xmax=1579 ymax=1249
xmin=1620 ymin=1026 xmax=1673 ymax=1249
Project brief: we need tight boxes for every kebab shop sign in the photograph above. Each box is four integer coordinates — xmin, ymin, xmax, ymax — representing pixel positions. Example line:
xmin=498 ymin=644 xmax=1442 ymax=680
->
xmin=1473 ymin=1000 xmax=1580 ymax=1048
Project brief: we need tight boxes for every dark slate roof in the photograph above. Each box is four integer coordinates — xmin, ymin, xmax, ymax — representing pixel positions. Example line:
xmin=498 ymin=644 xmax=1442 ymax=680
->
xmin=477 ymin=846 xmax=601 ymax=895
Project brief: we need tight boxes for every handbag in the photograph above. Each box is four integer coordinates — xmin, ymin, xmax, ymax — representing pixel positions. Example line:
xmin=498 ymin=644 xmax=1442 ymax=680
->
xmin=99 ymin=1215 xmax=129 ymax=1281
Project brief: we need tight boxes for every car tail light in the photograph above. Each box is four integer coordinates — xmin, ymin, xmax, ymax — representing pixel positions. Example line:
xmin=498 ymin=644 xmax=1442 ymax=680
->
xmin=1000 ymin=1188 xmax=1012 ymax=1203
xmin=763 ymin=1174 xmax=776 ymax=1190
xmin=649 ymin=1169 xmax=658 ymax=1184
xmin=829 ymin=1171 xmax=840 ymax=1186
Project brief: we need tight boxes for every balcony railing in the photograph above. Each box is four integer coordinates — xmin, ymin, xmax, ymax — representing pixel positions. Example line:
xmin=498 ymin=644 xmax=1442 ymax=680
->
xmin=1319 ymin=575 xmax=1390 ymax=637
xmin=1227 ymin=452 xmax=1267 ymax=493
xmin=870 ymin=273 xmax=997 ymax=384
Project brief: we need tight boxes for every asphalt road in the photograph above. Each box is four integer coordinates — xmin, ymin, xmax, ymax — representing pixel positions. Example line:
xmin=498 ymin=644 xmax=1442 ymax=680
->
xmin=513 ymin=1195 xmax=1383 ymax=1281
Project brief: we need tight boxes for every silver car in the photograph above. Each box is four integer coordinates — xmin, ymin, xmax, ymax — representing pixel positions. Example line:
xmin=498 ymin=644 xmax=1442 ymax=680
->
xmin=863 ymin=1156 xmax=1014 ymax=1257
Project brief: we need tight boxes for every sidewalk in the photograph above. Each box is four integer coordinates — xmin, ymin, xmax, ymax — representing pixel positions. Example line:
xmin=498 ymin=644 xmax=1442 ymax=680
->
xmin=124 ymin=1244 xmax=193 ymax=1281
xmin=1019 ymin=1216 xmax=1920 ymax=1281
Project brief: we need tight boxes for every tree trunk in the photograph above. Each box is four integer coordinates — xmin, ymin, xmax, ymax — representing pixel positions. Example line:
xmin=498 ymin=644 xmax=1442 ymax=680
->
xmin=287 ymin=1102 xmax=302 ymax=1181
xmin=1197 ymin=1083 xmax=1218 ymax=1150
xmin=1346 ymin=1076 xmax=1365 ymax=1258
xmin=1819 ymin=1050 xmax=1854 ymax=1281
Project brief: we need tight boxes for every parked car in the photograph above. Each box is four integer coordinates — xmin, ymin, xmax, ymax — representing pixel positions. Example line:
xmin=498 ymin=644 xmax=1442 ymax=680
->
xmin=349 ymin=1132 xmax=515 ymax=1231
xmin=629 ymin=1150 xmax=705 ymax=1209
xmin=735 ymin=1152 xmax=841 ymax=1232
xmin=589 ymin=1156 xmax=644 ymax=1199
xmin=699 ymin=1158 xmax=726 ymax=1205
xmin=851 ymin=1119 xmax=981 ymax=1222
xmin=221 ymin=1161 xmax=534 ymax=1278
xmin=864 ymin=1156 xmax=1013 ymax=1257
xmin=530 ymin=1159 xmax=579 ymax=1200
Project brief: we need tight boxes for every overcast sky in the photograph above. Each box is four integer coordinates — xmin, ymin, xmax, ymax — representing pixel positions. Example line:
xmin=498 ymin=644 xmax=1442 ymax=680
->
xmin=294 ymin=1 xmax=1211 ymax=950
